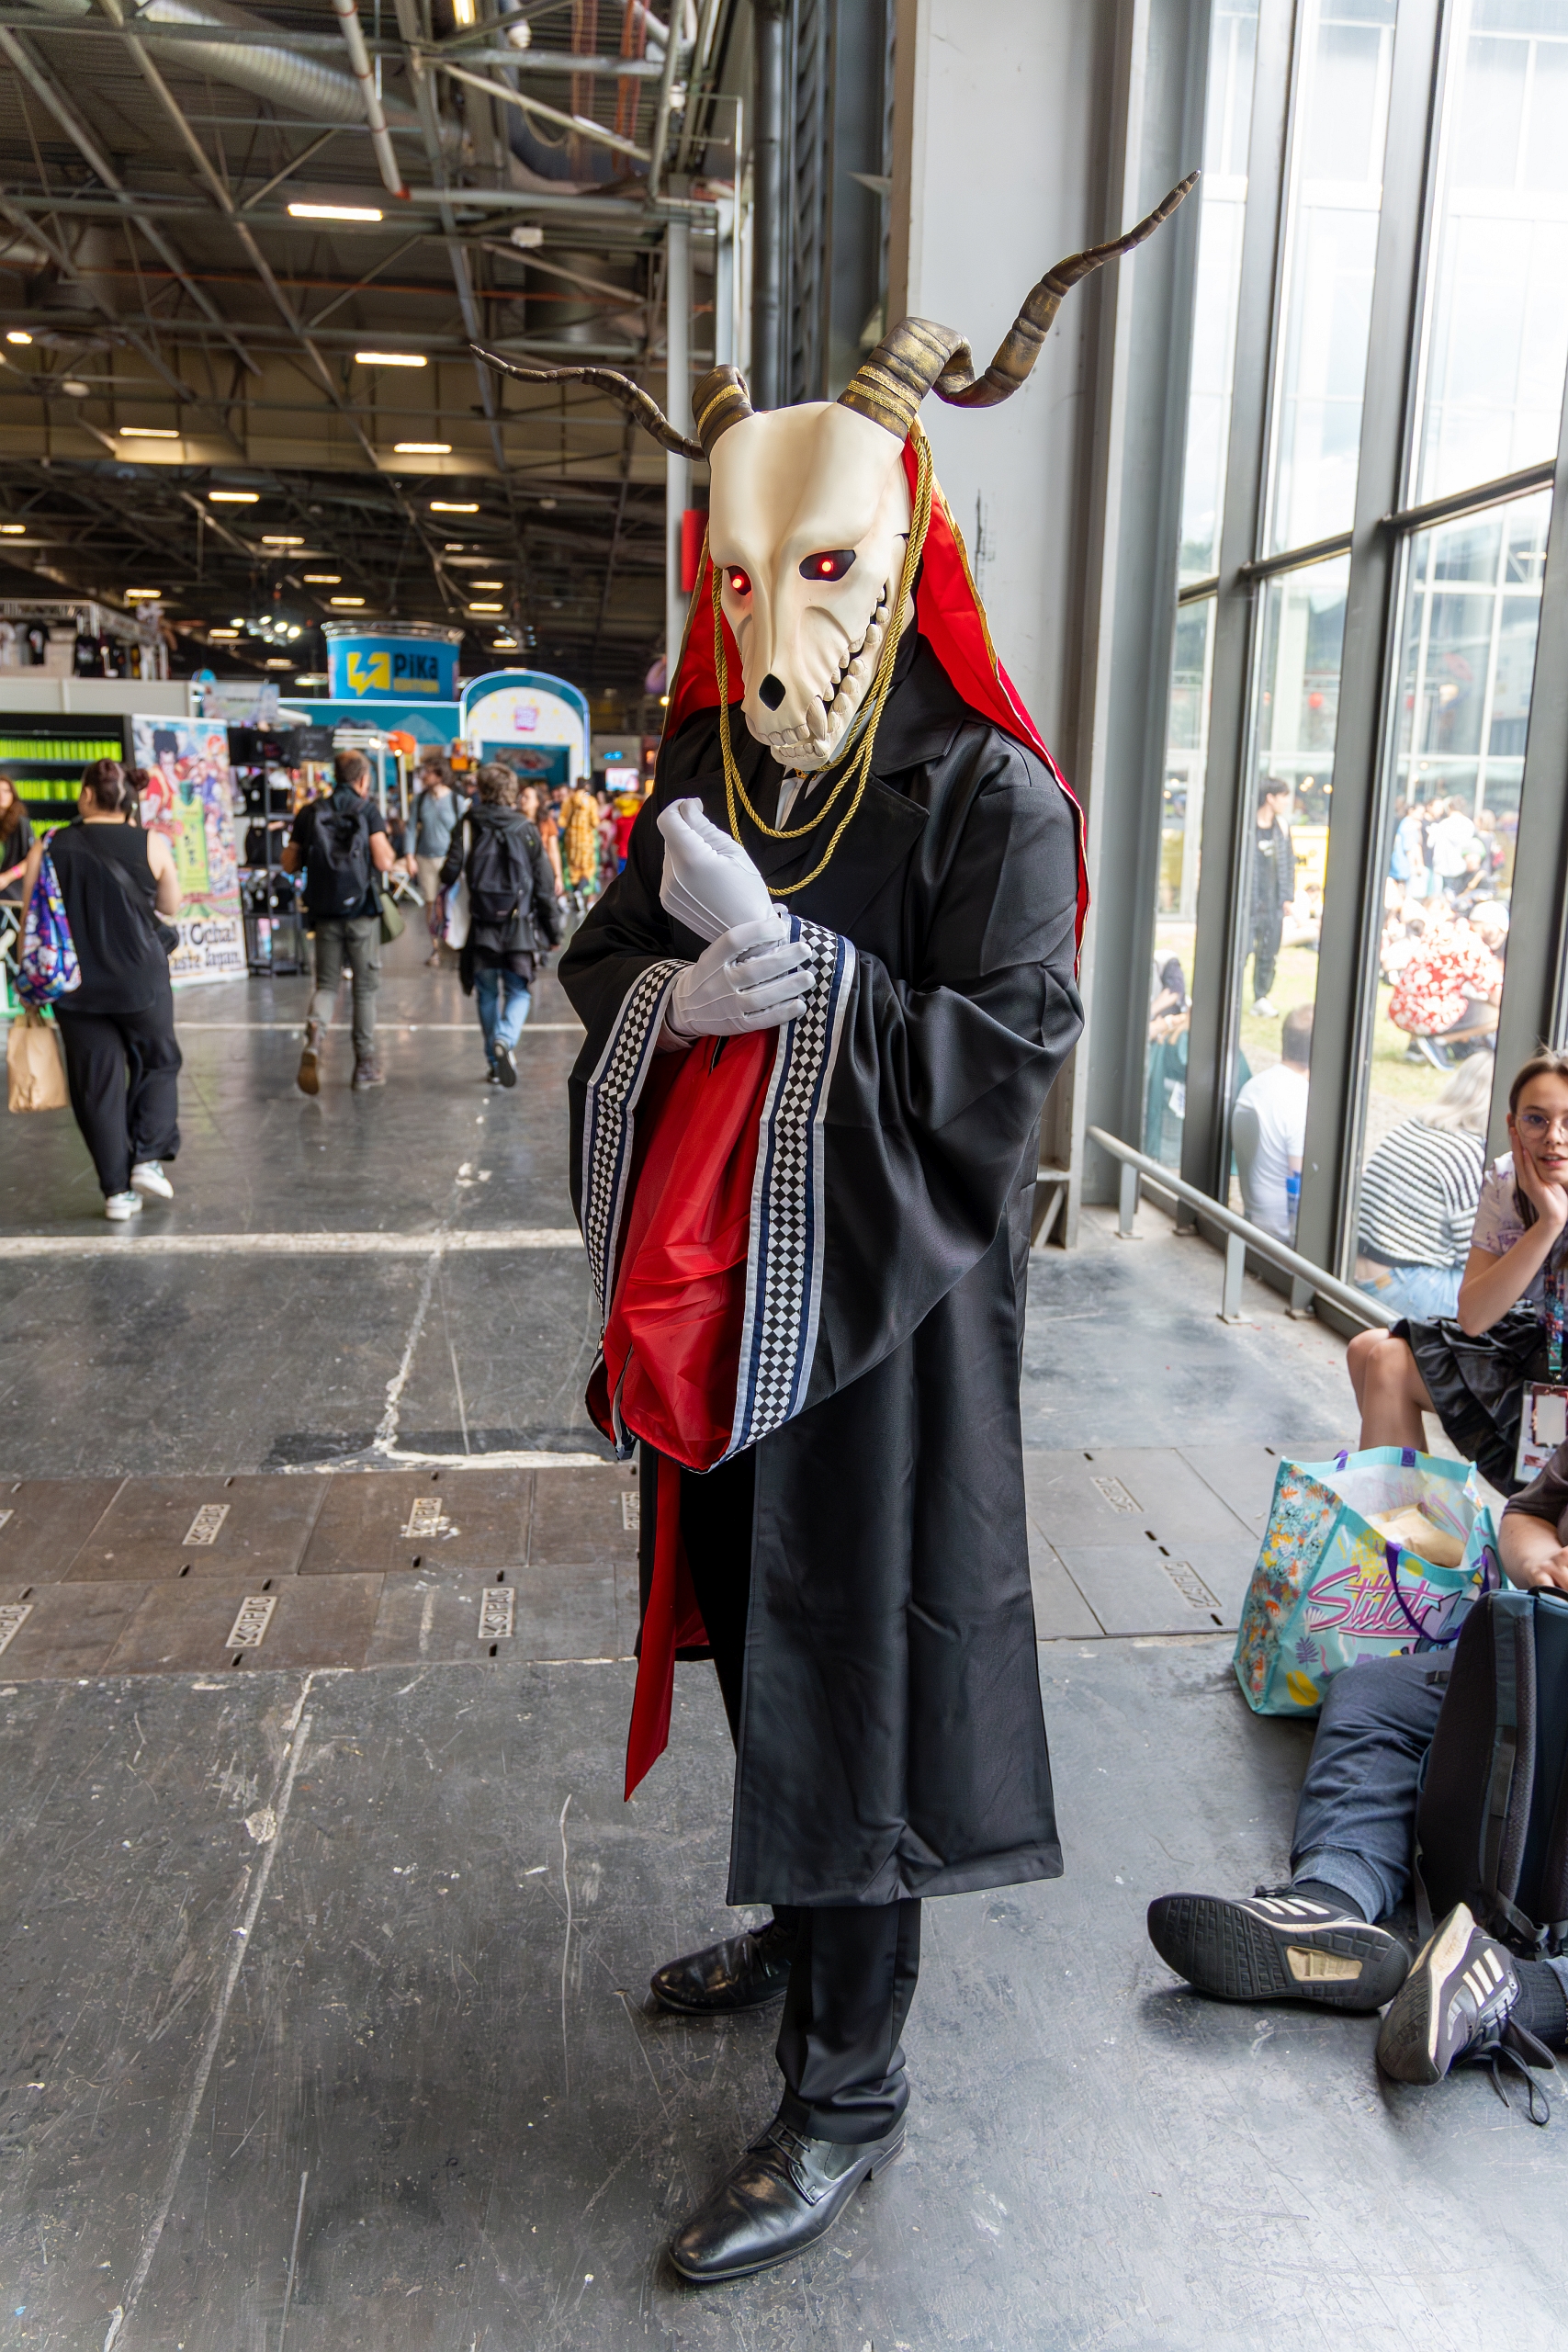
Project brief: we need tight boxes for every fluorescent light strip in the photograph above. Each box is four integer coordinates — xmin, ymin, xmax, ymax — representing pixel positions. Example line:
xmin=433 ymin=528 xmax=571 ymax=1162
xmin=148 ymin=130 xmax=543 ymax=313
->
xmin=394 ymin=441 xmax=451 ymax=454
xmin=355 ymin=350 xmax=425 ymax=367
xmin=290 ymin=202 xmax=382 ymax=222
xmin=209 ymin=490 xmax=257 ymax=503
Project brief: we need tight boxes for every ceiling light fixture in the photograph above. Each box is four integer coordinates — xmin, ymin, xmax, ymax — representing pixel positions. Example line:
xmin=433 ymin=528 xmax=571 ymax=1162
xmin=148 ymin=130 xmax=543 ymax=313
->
xmin=62 ymin=379 xmax=89 ymax=397
xmin=329 ymin=595 xmax=366 ymax=607
xmin=6 ymin=330 xmax=31 ymax=345
xmin=290 ymin=201 xmax=382 ymax=222
xmin=431 ymin=500 xmax=478 ymax=514
xmin=452 ymin=0 xmax=476 ymax=21
xmin=261 ymin=535 xmax=304 ymax=546
xmin=468 ymin=602 xmax=502 ymax=614
xmin=209 ymin=489 xmax=258 ymax=503
xmin=125 ymin=588 xmax=162 ymax=600
xmin=303 ymin=572 xmax=341 ymax=584
xmin=209 ymin=628 xmax=240 ymax=639
xmin=295 ymin=672 xmax=327 ymax=684
xmin=394 ymin=441 xmax=451 ymax=455
xmin=0 ymin=524 xmax=24 ymax=536
xmin=469 ymin=579 xmax=504 ymax=589
xmin=264 ymin=657 xmax=292 ymax=668
xmin=444 ymin=541 xmax=468 ymax=550
xmin=121 ymin=425 xmax=178 ymax=439
xmin=355 ymin=350 xmax=425 ymax=368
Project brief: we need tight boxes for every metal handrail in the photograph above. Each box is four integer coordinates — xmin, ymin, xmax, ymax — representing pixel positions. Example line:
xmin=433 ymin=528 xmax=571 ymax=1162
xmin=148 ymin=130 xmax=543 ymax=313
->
xmin=1085 ymin=1125 xmax=1398 ymax=1330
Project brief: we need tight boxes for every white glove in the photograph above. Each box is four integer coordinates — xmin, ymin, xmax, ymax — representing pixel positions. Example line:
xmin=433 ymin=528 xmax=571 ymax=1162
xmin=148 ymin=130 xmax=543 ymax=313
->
xmin=658 ymin=797 xmax=777 ymax=944
xmin=667 ymin=915 xmax=815 ymax=1041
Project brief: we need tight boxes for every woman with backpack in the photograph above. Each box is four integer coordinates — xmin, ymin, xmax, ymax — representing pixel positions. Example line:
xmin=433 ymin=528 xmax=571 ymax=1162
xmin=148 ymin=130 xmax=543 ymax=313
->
xmin=440 ymin=763 xmax=562 ymax=1087
xmin=17 ymin=757 xmax=184 ymax=1221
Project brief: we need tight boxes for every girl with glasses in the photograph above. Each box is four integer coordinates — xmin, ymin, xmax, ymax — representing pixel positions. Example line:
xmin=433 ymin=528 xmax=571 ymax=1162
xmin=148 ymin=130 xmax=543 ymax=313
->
xmin=1347 ymin=1049 xmax=1568 ymax=1492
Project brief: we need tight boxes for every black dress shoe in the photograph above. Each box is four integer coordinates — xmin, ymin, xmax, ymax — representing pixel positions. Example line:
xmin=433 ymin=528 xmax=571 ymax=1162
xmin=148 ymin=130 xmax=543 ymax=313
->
xmin=669 ymin=2111 xmax=905 ymax=2283
xmin=649 ymin=1919 xmax=797 ymax=2015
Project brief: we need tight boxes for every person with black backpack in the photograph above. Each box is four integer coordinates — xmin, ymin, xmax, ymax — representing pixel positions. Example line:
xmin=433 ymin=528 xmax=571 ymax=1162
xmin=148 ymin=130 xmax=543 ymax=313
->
xmin=439 ymin=762 xmax=562 ymax=1087
xmin=282 ymin=750 xmax=397 ymax=1093
xmin=1143 ymin=1455 xmax=1568 ymax=2119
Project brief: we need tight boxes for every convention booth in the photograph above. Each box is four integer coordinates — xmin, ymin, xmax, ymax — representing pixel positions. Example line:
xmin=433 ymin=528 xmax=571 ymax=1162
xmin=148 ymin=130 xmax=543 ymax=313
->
xmin=459 ymin=669 xmax=591 ymax=791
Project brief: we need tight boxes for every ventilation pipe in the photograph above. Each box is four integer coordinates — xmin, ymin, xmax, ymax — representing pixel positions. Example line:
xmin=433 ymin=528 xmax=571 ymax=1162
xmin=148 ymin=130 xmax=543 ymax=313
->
xmin=750 ymin=0 xmax=786 ymax=408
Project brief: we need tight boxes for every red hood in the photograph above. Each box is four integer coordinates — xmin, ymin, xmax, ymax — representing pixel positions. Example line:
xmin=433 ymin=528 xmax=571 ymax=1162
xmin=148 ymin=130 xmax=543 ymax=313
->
xmin=662 ymin=433 xmax=1089 ymax=962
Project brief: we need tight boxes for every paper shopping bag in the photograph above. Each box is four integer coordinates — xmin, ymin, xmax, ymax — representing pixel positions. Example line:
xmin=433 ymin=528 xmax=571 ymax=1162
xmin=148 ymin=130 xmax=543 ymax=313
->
xmin=7 ymin=1007 xmax=68 ymax=1114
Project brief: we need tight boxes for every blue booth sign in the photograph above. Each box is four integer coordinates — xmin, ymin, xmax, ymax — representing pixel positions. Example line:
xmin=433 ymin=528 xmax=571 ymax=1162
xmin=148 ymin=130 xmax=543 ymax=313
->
xmin=323 ymin=622 xmax=463 ymax=703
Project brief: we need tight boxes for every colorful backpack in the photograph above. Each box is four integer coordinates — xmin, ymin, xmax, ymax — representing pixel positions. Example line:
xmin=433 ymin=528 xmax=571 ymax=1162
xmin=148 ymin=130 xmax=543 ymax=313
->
xmin=17 ymin=846 xmax=79 ymax=1007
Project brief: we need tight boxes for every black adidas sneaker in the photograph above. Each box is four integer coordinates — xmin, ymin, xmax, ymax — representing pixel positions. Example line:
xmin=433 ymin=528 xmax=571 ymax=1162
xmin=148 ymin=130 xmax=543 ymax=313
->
xmin=1147 ymin=1887 xmax=1412 ymax=2012
xmin=1376 ymin=1902 xmax=1555 ymax=2113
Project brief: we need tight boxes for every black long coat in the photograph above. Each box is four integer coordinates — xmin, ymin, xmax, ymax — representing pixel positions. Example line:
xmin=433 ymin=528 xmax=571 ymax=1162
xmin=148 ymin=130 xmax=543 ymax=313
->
xmin=558 ymin=636 xmax=1084 ymax=1907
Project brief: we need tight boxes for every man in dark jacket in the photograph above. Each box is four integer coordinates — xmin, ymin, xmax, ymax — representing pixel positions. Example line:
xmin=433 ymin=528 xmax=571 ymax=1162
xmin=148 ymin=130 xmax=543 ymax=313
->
xmin=1247 ymin=778 xmax=1298 ymax=1017
xmin=440 ymin=762 xmax=560 ymax=1086
xmin=283 ymin=749 xmax=397 ymax=1093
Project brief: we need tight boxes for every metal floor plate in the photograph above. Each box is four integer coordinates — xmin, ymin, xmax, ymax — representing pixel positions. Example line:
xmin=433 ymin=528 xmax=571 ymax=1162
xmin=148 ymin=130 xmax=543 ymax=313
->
xmin=0 ymin=1477 xmax=125 ymax=1584
xmin=1023 ymin=1446 xmax=1256 ymax=1552
xmin=299 ymin=1467 xmax=535 ymax=1575
xmin=363 ymin=1561 xmax=622 ymax=1668
xmin=103 ymin=1573 xmax=384 ymax=1675
xmin=0 ymin=1579 xmax=151 ymax=1679
xmin=529 ymin=1462 xmax=639 ymax=1564
xmin=68 ymin=1475 xmax=327 ymax=1582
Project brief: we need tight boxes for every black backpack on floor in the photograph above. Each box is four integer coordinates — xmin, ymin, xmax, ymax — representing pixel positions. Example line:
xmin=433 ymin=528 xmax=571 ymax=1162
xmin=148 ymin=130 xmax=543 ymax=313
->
xmin=1416 ymin=1589 xmax=1568 ymax=1954
xmin=306 ymin=790 xmax=372 ymax=918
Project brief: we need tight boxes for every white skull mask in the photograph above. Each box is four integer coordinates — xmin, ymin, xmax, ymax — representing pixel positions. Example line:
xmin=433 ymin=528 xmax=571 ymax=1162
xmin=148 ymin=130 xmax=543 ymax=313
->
xmin=708 ymin=402 xmax=913 ymax=773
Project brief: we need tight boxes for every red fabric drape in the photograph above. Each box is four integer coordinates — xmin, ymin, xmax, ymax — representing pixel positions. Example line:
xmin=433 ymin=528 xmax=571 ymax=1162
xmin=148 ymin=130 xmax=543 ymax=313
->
xmin=593 ymin=1032 xmax=776 ymax=1797
xmin=662 ymin=430 xmax=1089 ymax=964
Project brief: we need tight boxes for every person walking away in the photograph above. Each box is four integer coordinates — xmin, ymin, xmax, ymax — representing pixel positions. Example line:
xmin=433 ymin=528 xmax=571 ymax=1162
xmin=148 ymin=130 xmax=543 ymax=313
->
xmin=408 ymin=759 xmax=459 ymax=966
xmin=527 ymin=783 xmax=566 ymax=896
xmin=284 ymin=750 xmax=396 ymax=1093
xmin=1232 ymin=1004 xmax=1312 ymax=1242
xmin=1247 ymin=779 xmax=1296 ymax=1016
xmin=440 ymin=763 xmax=561 ymax=1087
xmin=1355 ymin=1055 xmax=1490 ymax=1318
xmin=0 ymin=775 xmax=35 ymax=900
xmin=19 ymin=758 xmax=183 ymax=1221
xmin=560 ymin=778 xmax=600 ymax=910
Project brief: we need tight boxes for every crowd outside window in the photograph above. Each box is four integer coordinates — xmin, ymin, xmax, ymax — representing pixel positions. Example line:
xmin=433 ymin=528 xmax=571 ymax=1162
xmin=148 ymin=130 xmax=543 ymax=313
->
xmin=284 ymin=749 xmax=397 ymax=1094
xmin=441 ymin=763 xmax=562 ymax=1088
xmin=0 ymin=776 xmax=35 ymax=900
xmin=1247 ymin=779 xmax=1297 ymax=1018
xmin=408 ymin=759 xmax=460 ymax=967
xmin=1354 ymin=1055 xmax=1491 ymax=1320
xmin=20 ymin=757 xmax=183 ymax=1221
xmin=1387 ymin=899 xmax=1506 ymax=1070
xmin=1348 ymin=1051 xmax=1568 ymax=1493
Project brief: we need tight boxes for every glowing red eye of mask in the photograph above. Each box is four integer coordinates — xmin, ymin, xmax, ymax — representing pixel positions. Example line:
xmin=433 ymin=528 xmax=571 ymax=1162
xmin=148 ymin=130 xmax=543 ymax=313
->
xmin=727 ymin=569 xmax=751 ymax=595
xmin=802 ymin=550 xmax=856 ymax=582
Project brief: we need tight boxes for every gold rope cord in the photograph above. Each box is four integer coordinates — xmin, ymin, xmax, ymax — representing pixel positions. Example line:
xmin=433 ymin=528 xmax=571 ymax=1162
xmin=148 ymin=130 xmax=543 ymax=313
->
xmin=714 ymin=425 xmax=935 ymax=898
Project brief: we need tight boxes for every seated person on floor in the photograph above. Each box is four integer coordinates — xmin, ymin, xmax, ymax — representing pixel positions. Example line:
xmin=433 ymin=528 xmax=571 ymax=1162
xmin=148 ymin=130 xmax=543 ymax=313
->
xmin=1347 ymin=1049 xmax=1568 ymax=1495
xmin=1386 ymin=899 xmax=1506 ymax=1073
xmin=1146 ymin=1446 xmax=1568 ymax=2094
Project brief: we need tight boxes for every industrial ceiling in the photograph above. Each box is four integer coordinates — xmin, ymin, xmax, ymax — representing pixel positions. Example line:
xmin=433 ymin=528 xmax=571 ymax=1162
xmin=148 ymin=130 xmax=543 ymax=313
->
xmin=0 ymin=0 xmax=748 ymax=701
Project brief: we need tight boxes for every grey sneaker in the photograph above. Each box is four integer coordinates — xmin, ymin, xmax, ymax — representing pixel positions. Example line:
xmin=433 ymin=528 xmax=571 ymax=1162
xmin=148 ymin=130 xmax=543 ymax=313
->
xmin=104 ymin=1190 xmax=143 ymax=1223
xmin=1147 ymin=1887 xmax=1411 ymax=2011
xmin=1377 ymin=1902 xmax=1556 ymax=2120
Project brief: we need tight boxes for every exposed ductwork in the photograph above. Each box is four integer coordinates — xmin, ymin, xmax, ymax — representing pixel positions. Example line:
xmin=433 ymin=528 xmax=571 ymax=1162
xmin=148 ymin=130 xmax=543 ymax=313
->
xmin=130 ymin=0 xmax=422 ymax=131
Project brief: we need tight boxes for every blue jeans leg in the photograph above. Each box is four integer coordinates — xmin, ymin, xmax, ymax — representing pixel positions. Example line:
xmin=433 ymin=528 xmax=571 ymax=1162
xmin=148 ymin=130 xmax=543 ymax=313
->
xmin=1289 ymin=1653 xmax=1450 ymax=1922
xmin=495 ymin=973 xmax=532 ymax=1052
xmin=474 ymin=967 xmax=501 ymax=1065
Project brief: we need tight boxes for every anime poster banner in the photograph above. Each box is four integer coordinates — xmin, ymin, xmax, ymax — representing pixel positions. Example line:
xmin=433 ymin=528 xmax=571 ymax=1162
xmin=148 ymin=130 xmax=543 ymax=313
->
xmin=1233 ymin=1446 xmax=1498 ymax=1718
xmin=130 ymin=716 xmax=245 ymax=986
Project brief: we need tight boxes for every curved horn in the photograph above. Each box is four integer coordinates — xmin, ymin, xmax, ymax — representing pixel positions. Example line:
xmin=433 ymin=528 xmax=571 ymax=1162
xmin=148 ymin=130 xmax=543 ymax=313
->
xmin=689 ymin=364 xmax=754 ymax=456
xmin=468 ymin=342 xmax=701 ymax=459
xmin=839 ymin=170 xmax=1199 ymax=440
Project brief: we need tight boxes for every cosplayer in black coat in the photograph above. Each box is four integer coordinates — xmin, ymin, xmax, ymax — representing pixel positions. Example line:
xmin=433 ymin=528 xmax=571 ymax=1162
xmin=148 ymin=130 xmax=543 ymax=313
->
xmin=558 ymin=625 xmax=1083 ymax=1909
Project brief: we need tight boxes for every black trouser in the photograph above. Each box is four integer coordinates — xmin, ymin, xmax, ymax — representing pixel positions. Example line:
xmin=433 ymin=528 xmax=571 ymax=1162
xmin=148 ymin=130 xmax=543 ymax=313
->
xmin=1249 ymin=908 xmax=1282 ymax=1001
xmin=678 ymin=1448 xmax=919 ymax=2144
xmin=55 ymin=994 xmax=181 ymax=1198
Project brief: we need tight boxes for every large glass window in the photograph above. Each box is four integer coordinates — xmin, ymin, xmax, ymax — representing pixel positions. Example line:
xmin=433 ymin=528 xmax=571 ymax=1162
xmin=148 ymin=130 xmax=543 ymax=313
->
xmin=1227 ymin=558 xmax=1350 ymax=1227
xmin=1416 ymin=0 xmax=1568 ymax=502
xmin=1178 ymin=0 xmax=1260 ymax=582
xmin=1144 ymin=0 xmax=1260 ymax=1170
xmin=1267 ymin=0 xmax=1397 ymax=552
xmin=1345 ymin=489 xmax=1550 ymax=1283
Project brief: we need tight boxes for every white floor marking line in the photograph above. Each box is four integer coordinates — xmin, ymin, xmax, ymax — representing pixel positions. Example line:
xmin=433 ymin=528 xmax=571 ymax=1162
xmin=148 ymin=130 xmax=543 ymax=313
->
xmin=0 ymin=1229 xmax=583 ymax=1257
xmin=375 ymin=1235 xmax=448 ymax=1454
xmin=102 ymin=1710 xmax=315 ymax=2352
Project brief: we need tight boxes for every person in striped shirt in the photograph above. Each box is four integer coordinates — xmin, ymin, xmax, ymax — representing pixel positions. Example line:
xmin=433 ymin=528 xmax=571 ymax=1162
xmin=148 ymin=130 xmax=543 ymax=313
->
xmin=1355 ymin=1056 xmax=1491 ymax=1318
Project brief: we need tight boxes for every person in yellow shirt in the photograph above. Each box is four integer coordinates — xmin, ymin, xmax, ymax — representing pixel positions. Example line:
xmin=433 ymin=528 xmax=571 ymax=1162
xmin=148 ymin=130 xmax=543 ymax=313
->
xmin=560 ymin=780 xmax=601 ymax=902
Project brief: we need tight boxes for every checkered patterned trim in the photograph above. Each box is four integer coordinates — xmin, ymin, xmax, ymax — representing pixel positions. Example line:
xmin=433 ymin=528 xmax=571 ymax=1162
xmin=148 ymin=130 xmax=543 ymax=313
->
xmin=581 ymin=958 xmax=682 ymax=1317
xmin=722 ymin=919 xmax=855 ymax=1459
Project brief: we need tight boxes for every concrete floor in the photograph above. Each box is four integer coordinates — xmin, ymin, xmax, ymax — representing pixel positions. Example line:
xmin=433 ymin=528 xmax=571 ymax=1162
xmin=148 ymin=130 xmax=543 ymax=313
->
xmin=1 ymin=931 xmax=1560 ymax=2352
